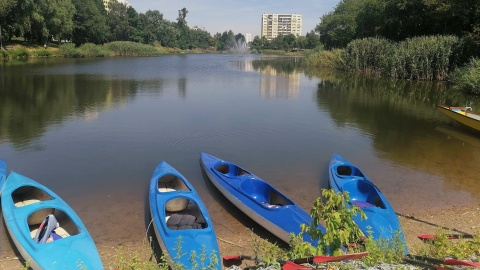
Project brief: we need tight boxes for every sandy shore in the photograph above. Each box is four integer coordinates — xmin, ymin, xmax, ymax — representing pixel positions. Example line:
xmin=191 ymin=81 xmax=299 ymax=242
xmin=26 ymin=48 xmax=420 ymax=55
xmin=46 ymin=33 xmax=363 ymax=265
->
xmin=1 ymin=204 xmax=479 ymax=269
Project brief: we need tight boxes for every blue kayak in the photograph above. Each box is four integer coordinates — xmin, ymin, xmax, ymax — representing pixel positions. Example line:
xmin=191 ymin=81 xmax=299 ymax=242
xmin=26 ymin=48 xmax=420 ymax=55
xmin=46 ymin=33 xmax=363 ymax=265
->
xmin=200 ymin=152 xmax=325 ymax=246
xmin=0 ymin=159 xmax=6 ymax=195
xmin=149 ymin=161 xmax=221 ymax=269
xmin=328 ymin=154 xmax=407 ymax=253
xmin=0 ymin=162 xmax=103 ymax=270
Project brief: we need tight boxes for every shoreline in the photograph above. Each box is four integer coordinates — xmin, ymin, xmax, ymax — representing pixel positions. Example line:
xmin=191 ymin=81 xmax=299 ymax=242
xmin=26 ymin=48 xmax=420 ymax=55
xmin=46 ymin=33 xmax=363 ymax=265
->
xmin=1 ymin=204 xmax=479 ymax=269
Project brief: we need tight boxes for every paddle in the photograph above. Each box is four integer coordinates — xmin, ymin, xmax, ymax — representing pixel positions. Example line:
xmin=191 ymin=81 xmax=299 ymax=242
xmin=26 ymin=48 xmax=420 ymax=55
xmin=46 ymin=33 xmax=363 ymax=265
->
xmin=223 ymin=251 xmax=369 ymax=265
xmin=403 ymin=257 xmax=451 ymax=270
xmin=418 ymin=233 xmax=474 ymax=241
xmin=223 ymin=255 xmax=311 ymax=270
xmin=408 ymin=255 xmax=480 ymax=268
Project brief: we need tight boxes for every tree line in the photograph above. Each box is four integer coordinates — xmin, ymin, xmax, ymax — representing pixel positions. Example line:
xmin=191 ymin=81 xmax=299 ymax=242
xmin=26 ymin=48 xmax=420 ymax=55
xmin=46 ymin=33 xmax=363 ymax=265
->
xmin=0 ymin=0 xmax=321 ymax=51
xmin=316 ymin=0 xmax=480 ymax=55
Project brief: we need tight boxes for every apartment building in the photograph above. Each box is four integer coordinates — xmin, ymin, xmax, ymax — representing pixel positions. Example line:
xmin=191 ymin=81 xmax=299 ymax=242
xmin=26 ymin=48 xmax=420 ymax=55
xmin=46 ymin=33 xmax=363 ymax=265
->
xmin=261 ymin=13 xmax=302 ymax=40
xmin=103 ymin=0 xmax=130 ymax=11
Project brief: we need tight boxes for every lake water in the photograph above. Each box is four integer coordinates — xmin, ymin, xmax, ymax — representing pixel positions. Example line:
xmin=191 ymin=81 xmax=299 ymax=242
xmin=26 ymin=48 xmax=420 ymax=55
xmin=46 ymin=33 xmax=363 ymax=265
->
xmin=1 ymin=54 xmax=480 ymax=253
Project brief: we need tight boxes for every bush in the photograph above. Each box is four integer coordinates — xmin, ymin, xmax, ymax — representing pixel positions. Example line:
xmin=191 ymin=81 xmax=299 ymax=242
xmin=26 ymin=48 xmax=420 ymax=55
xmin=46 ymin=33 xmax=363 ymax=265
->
xmin=450 ymin=58 xmax=480 ymax=94
xmin=33 ymin=49 xmax=55 ymax=57
xmin=9 ymin=46 xmax=29 ymax=58
xmin=78 ymin=43 xmax=110 ymax=57
xmin=59 ymin=43 xmax=84 ymax=58
xmin=104 ymin=41 xmax=161 ymax=56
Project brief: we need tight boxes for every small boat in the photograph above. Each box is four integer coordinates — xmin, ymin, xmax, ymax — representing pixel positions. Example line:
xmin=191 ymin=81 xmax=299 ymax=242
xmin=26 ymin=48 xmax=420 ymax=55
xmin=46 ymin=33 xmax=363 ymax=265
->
xmin=0 ymin=162 xmax=104 ymax=270
xmin=437 ymin=104 xmax=480 ymax=132
xmin=200 ymin=152 xmax=325 ymax=246
xmin=328 ymin=154 xmax=407 ymax=253
xmin=149 ymin=161 xmax=221 ymax=269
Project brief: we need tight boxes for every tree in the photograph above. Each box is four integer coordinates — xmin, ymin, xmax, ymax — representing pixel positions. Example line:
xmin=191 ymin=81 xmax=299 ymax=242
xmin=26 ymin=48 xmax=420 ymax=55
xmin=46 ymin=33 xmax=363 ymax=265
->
xmin=72 ymin=0 xmax=108 ymax=45
xmin=305 ymin=30 xmax=320 ymax=49
xmin=126 ymin=6 xmax=142 ymax=43
xmin=176 ymin=7 xmax=189 ymax=49
xmin=138 ymin=10 xmax=163 ymax=44
xmin=315 ymin=0 xmax=361 ymax=48
xmin=107 ymin=0 xmax=130 ymax=41
xmin=0 ymin=0 xmax=18 ymax=47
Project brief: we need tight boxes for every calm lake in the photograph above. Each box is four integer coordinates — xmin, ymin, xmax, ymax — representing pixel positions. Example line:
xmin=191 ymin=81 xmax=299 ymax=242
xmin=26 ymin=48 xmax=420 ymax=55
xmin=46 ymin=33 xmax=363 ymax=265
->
xmin=1 ymin=54 xmax=480 ymax=254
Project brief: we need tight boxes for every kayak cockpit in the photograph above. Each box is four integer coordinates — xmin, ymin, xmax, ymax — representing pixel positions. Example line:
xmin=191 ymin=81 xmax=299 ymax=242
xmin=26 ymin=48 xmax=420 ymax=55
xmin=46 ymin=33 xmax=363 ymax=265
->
xmin=335 ymin=165 xmax=365 ymax=179
xmin=239 ymin=179 xmax=294 ymax=208
xmin=156 ymin=174 xmax=208 ymax=230
xmin=12 ymin=185 xmax=55 ymax=224
xmin=11 ymin=185 xmax=80 ymax=242
xmin=215 ymin=163 xmax=250 ymax=177
xmin=28 ymin=209 xmax=80 ymax=243
xmin=164 ymin=199 xmax=208 ymax=230
xmin=343 ymin=181 xmax=386 ymax=209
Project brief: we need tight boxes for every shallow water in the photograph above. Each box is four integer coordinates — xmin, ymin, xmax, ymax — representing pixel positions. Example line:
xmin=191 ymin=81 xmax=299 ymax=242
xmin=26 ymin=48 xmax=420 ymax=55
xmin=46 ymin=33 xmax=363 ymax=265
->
xmin=1 ymin=54 xmax=480 ymax=254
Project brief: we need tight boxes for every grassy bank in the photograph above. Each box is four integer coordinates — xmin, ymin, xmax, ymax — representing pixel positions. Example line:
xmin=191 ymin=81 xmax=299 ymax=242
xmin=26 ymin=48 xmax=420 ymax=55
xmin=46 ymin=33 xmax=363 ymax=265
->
xmin=0 ymin=41 xmax=212 ymax=60
xmin=304 ymin=35 xmax=480 ymax=94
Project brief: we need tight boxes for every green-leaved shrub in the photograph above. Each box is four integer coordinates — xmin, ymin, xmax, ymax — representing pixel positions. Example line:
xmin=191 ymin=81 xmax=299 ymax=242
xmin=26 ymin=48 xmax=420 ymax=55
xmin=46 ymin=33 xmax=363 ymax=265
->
xmin=450 ymin=58 xmax=480 ymax=94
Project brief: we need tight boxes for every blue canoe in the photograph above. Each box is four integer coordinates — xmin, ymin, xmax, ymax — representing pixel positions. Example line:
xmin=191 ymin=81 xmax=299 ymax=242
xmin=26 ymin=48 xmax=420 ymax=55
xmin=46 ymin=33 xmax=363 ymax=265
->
xmin=328 ymin=154 xmax=407 ymax=253
xmin=200 ymin=152 xmax=325 ymax=246
xmin=149 ymin=161 xmax=221 ymax=269
xmin=0 ymin=163 xmax=103 ymax=270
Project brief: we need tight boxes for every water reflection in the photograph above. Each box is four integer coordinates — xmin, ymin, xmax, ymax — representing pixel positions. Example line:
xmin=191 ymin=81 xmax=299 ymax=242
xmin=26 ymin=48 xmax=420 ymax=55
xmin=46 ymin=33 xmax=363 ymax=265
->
xmin=311 ymin=68 xmax=480 ymax=201
xmin=237 ymin=57 xmax=304 ymax=99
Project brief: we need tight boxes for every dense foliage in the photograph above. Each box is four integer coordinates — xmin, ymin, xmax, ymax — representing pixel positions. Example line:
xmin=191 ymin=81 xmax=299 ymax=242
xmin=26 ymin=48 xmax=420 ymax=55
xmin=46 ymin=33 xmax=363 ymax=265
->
xmin=450 ymin=59 xmax=480 ymax=94
xmin=316 ymin=0 xmax=480 ymax=58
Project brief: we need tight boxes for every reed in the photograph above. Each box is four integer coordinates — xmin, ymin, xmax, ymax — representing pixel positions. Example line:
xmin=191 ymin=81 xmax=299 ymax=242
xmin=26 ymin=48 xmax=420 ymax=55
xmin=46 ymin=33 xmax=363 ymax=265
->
xmin=342 ymin=37 xmax=394 ymax=76
xmin=304 ymin=47 xmax=344 ymax=68
xmin=58 ymin=43 xmax=85 ymax=58
xmin=77 ymin=43 xmax=110 ymax=57
xmin=104 ymin=41 xmax=162 ymax=56
xmin=336 ymin=36 xmax=460 ymax=81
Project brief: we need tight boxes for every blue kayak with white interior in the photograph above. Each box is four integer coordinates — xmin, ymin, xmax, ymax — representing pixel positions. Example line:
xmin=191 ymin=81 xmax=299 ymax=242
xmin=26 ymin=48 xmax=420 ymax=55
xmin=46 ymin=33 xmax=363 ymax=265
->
xmin=328 ymin=154 xmax=407 ymax=253
xmin=200 ymin=152 xmax=325 ymax=246
xmin=0 ymin=161 xmax=103 ymax=270
xmin=149 ymin=161 xmax=221 ymax=269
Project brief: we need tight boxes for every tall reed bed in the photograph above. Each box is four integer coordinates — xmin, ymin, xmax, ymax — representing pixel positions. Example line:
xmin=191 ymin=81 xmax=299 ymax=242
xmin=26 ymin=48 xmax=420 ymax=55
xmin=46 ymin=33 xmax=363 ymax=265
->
xmin=105 ymin=41 xmax=162 ymax=56
xmin=59 ymin=41 xmax=162 ymax=58
xmin=59 ymin=43 xmax=110 ymax=57
xmin=341 ymin=36 xmax=460 ymax=81
xmin=304 ymin=47 xmax=345 ymax=68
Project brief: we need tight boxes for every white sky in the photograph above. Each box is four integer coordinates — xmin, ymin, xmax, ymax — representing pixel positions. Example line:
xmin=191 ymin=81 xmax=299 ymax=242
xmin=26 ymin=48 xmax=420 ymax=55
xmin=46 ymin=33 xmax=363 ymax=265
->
xmin=128 ymin=0 xmax=341 ymax=37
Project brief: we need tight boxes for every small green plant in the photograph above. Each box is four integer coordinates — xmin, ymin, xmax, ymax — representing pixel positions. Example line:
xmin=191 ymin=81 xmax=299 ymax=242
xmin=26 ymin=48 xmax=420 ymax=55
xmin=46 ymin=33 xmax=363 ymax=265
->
xmin=76 ymin=259 xmax=87 ymax=270
xmin=248 ymin=231 xmax=285 ymax=268
xmin=294 ymin=189 xmax=365 ymax=256
xmin=415 ymin=230 xmax=480 ymax=260
xmin=359 ymin=229 xmax=406 ymax=266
